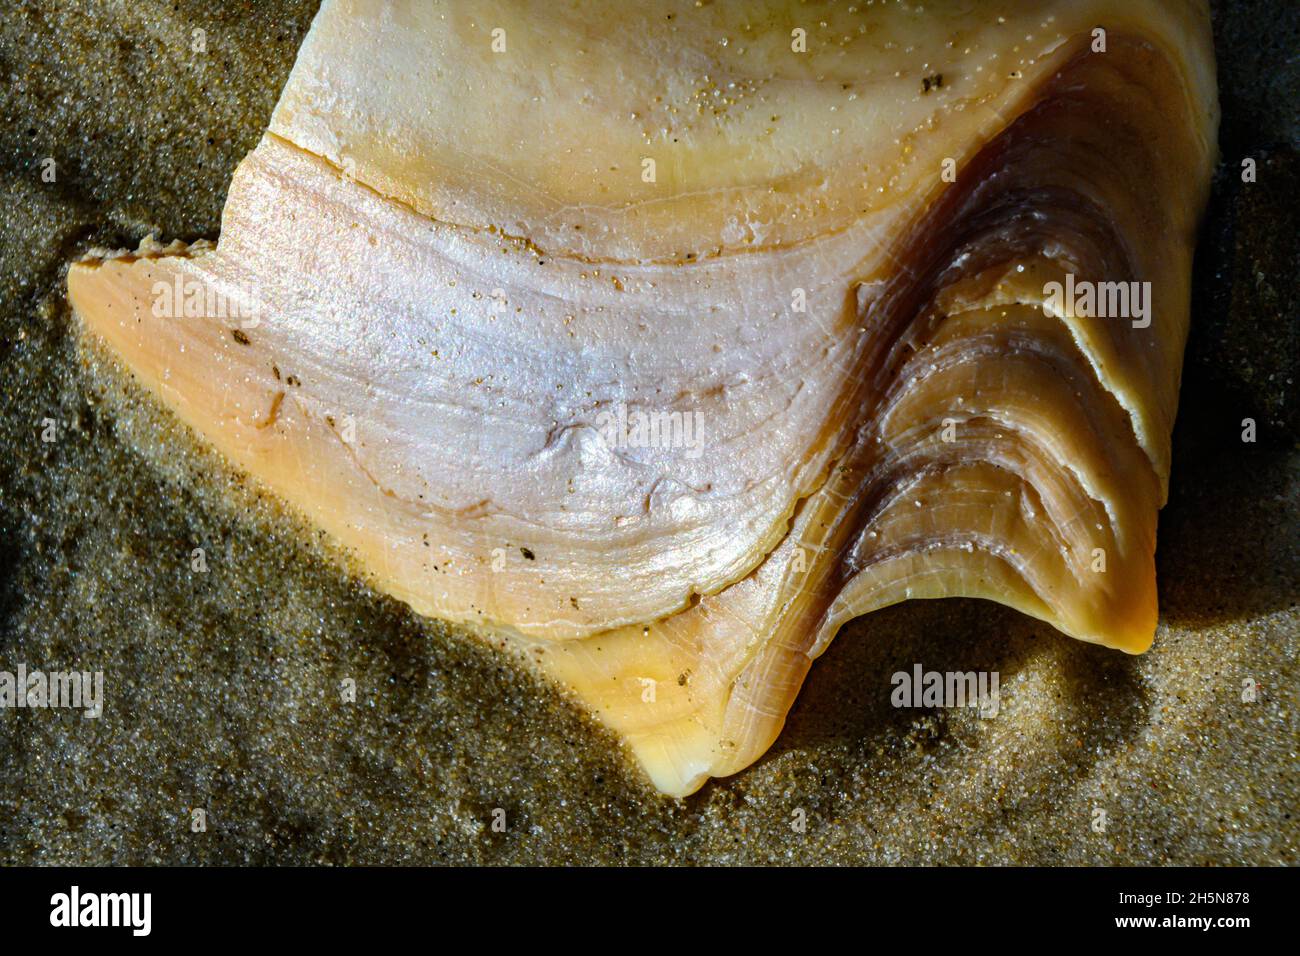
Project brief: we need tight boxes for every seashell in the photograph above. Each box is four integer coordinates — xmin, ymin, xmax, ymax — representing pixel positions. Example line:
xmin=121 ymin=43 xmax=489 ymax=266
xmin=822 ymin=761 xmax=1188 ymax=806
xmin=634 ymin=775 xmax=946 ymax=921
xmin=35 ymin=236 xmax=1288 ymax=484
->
xmin=67 ymin=0 xmax=1219 ymax=796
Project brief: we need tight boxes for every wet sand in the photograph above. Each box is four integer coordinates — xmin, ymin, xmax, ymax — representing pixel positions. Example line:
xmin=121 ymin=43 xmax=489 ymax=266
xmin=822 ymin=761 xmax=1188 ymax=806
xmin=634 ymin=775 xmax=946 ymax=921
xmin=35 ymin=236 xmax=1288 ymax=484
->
xmin=0 ymin=0 xmax=1295 ymax=864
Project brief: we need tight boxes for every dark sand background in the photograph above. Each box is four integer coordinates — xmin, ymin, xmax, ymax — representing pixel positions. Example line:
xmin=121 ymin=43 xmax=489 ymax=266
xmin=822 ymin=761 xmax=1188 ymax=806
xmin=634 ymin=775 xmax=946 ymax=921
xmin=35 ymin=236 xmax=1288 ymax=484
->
xmin=0 ymin=1 xmax=1295 ymax=864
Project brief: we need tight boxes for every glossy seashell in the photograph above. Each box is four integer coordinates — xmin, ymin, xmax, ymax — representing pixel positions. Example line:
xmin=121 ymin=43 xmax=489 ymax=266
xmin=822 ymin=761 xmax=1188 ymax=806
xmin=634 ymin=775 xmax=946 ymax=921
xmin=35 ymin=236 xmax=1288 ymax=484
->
xmin=68 ymin=0 xmax=1219 ymax=796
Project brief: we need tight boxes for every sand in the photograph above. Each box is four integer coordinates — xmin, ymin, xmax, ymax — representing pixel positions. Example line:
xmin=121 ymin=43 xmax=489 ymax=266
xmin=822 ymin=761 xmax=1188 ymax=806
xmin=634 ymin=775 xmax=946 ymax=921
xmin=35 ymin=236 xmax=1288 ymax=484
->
xmin=0 ymin=0 xmax=1295 ymax=864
